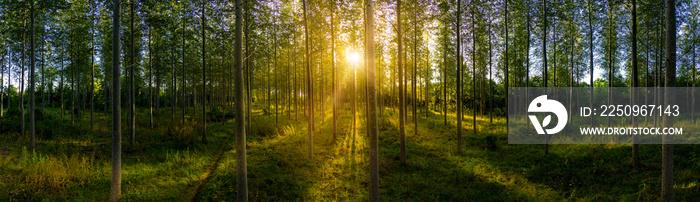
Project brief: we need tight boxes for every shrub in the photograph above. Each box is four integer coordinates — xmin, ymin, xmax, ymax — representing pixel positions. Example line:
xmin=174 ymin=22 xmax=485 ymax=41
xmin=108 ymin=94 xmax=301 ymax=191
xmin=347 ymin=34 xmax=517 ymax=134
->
xmin=250 ymin=118 xmax=277 ymax=137
xmin=163 ymin=121 xmax=197 ymax=143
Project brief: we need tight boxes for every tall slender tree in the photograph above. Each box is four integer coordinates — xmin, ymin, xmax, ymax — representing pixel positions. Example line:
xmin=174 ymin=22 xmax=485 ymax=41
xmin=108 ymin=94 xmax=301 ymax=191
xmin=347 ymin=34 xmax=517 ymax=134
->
xmin=489 ymin=12 xmax=493 ymax=124
xmin=91 ymin=0 xmax=96 ymax=130
xmin=589 ymin=0 xmax=593 ymax=127
xmin=413 ymin=5 xmax=418 ymax=139
xmin=365 ymin=1 xmax=380 ymax=200
xmin=303 ymin=0 xmax=313 ymax=159
xmin=661 ymin=0 xmax=676 ymax=200
xmin=1 ymin=41 xmax=4 ymax=118
xmin=472 ymin=4 xmax=476 ymax=138
xmin=110 ymin=0 xmax=122 ymax=200
xmin=398 ymin=0 xmax=407 ymax=164
xmin=234 ymin=0 xmax=247 ymax=200
xmin=149 ymin=29 xmax=153 ymax=128
xmin=456 ymin=0 xmax=462 ymax=154
xmin=331 ymin=0 xmax=337 ymax=143
xmin=542 ymin=0 xmax=548 ymax=154
xmin=525 ymin=0 xmax=530 ymax=126
xmin=631 ymin=0 xmax=639 ymax=167
xmin=443 ymin=19 xmax=447 ymax=125
xmin=201 ymin=0 xmax=207 ymax=143
xmin=29 ymin=0 xmax=35 ymax=150
xmin=182 ymin=14 xmax=186 ymax=125
xmin=504 ymin=0 xmax=509 ymax=140
xmin=130 ymin=0 xmax=136 ymax=146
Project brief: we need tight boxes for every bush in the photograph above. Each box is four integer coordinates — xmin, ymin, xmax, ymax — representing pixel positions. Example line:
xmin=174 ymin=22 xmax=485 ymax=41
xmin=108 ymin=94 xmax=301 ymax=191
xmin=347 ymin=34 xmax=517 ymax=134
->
xmin=485 ymin=135 xmax=498 ymax=150
xmin=14 ymin=147 xmax=93 ymax=195
xmin=208 ymin=107 xmax=235 ymax=121
xmin=250 ymin=118 xmax=277 ymax=137
xmin=163 ymin=121 xmax=197 ymax=143
xmin=0 ymin=108 xmax=58 ymax=139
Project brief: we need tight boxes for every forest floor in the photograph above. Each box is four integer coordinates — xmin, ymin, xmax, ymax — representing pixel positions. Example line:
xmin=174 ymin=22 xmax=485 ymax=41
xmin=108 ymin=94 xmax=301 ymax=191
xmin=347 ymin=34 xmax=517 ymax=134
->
xmin=1 ymin=103 xmax=699 ymax=201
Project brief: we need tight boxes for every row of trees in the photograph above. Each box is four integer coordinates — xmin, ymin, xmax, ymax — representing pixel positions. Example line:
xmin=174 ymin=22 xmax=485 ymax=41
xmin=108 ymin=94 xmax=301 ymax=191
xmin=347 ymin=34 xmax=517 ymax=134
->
xmin=0 ymin=0 xmax=695 ymax=201
xmin=2 ymin=0 xmax=698 ymax=141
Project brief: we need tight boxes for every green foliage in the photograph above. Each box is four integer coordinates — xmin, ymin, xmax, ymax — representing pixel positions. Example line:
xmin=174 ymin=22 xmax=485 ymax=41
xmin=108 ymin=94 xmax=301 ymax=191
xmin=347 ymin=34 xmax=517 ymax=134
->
xmin=208 ymin=107 xmax=235 ymax=121
xmin=249 ymin=117 xmax=278 ymax=137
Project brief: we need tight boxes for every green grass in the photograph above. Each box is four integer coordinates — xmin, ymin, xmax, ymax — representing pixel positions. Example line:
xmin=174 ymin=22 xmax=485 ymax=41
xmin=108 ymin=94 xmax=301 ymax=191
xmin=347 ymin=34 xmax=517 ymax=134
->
xmin=0 ymin=106 xmax=230 ymax=201
xmin=1 ymin=103 xmax=699 ymax=201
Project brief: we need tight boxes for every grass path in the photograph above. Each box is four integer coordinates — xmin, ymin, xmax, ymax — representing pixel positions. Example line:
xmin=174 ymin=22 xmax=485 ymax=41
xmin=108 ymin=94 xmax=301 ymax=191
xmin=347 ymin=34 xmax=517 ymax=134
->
xmin=184 ymin=127 xmax=233 ymax=201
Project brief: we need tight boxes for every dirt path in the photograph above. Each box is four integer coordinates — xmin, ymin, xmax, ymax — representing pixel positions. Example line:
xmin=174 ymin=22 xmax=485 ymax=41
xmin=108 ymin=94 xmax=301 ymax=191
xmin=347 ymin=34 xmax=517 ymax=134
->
xmin=180 ymin=132 xmax=233 ymax=201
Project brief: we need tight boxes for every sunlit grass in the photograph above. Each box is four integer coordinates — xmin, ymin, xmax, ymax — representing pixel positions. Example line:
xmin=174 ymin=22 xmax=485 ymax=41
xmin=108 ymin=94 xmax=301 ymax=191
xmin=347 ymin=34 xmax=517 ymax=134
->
xmin=1 ymin=104 xmax=699 ymax=201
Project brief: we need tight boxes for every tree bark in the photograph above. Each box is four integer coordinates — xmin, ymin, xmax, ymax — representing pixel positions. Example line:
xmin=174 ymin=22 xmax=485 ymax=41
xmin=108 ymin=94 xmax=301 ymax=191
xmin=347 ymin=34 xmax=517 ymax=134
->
xmin=504 ymin=0 xmax=509 ymax=143
xmin=398 ymin=0 xmax=407 ymax=163
xmin=91 ymin=0 xmax=96 ymax=131
xmin=413 ymin=8 xmax=418 ymax=138
xmin=661 ymin=0 xmax=676 ymax=200
xmin=472 ymin=7 xmax=476 ymax=138
xmin=234 ymin=0 xmax=248 ymax=200
xmin=365 ymin=1 xmax=380 ymax=201
xmin=456 ymin=0 xmax=462 ymax=155
xmin=30 ymin=0 xmax=35 ymax=149
xmin=331 ymin=1 xmax=337 ymax=143
xmin=631 ymin=0 xmax=639 ymax=167
xmin=110 ymin=0 xmax=122 ymax=200
xmin=182 ymin=16 xmax=186 ymax=125
xmin=201 ymin=2 xmax=207 ymax=143
xmin=149 ymin=29 xmax=153 ymax=128
xmin=489 ymin=15 xmax=493 ymax=124
xmin=589 ymin=0 xmax=593 ymax=127
xmin=542 ymin=0 xmax=548 ymax=154
xmin=130 ymin=0 xmax=136 ymax=146
xmin=303 ymin=0 xmax=313 ymax=159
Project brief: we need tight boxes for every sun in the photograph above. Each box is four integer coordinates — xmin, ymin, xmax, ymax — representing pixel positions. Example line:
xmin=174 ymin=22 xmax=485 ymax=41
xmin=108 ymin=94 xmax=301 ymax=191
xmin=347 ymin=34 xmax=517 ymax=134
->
xmin=347 ymin=52 xmax=361 ymax=65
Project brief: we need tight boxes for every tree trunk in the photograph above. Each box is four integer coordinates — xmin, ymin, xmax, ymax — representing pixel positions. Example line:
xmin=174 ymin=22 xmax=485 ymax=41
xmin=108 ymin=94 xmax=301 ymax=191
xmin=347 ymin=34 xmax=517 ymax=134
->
xmin=489 ymin=17 xmax=493 ymax=124
xmin=607 ymin=1 xmax=615 ymax=127
xmin=569 ymin=7 xmax=574 ymax=124
xmin=274 ymin=18 xmax=279 ymax=125
xmin=456 ymin=0 xmax=462 ymax=155
xmin=398 ymin=0 xmax=407 ymax=163
xmin=472 ymin=8 xmax=476 ymax=137
xmin=413 ymin=10 xmax=418 ymax=138
xmin=589 ymin=0 xmax=593 ymax=127
xmin=631 ymin=0 xmax=639 ymax=167
xmin=30 ymin=0 xmax=35 ymax=149
xmin=110 ymin=0 xmax=122 ymax=200
xmin=234 ymin=0 xmax=247 ymax=199
xmin=332 ymin=1 xmax=337 ymax=142
xmin=504 ymin=0 xmax=509 ymax=143
xmin=179 ymin=18 xmax=182 ymax=125
xmin=201 ymin=2 xmax=207 ymax=143
xmin=1 ymin=41 xmax=4 ymax=118
xmin=443 ymin=25 xmax=447 ymax=125
xmin=525 ymin=0 xmax=530 ymax=127
xmin=425 ymin=44 xmax=429 ymax=119
xmin=172 ymin=46 xmax=176 ymax=123
xmin=542 ymin=0 xmax=548 ymax=154
xmin=21 ymin=25 xmax=25 ymax=133
xmin=245 ymin=5 xmax=252 ymax=131
xmin=130 ymin=0 xmax=136 ymax=146
xmin=91 ymin=1 xmax=96 ymax=131
xmin=60 ymin=49 xmax=63 ymax=118
xmin=365 ymin=1 xmax=380 ymax=201
xmin=303 ymin=0 xmax=313 ymax=159
xmin=661 ymin=0 xmax=676 ymax=200
xmin=149 ymin=29 xmax=153 ymax=128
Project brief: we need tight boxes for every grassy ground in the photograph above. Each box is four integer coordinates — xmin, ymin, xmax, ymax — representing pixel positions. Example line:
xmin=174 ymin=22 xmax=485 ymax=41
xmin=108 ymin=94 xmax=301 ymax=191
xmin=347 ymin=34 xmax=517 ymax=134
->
xmin=1 ymin=103 xmax=699 ymax=201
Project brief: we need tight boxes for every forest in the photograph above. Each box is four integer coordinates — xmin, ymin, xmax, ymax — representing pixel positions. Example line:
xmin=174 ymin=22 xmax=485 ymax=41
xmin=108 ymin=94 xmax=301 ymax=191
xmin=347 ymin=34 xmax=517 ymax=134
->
xmin=0 ymin=0 xmax=699 ymax=201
